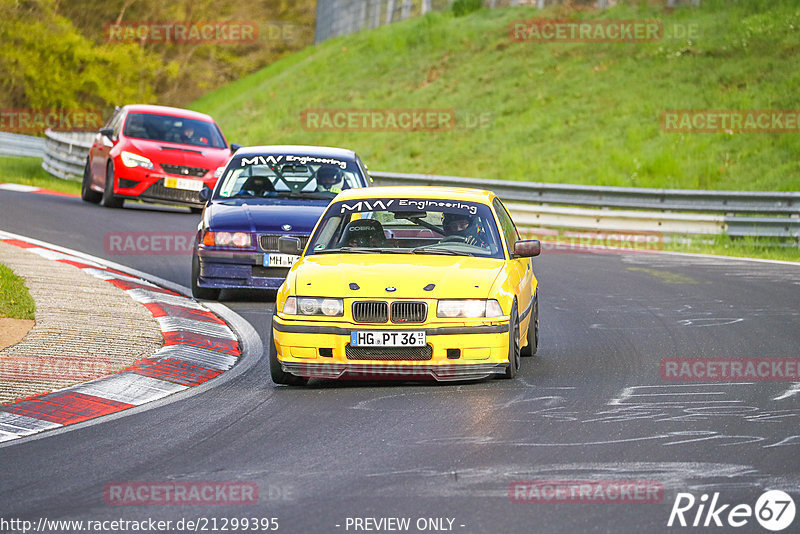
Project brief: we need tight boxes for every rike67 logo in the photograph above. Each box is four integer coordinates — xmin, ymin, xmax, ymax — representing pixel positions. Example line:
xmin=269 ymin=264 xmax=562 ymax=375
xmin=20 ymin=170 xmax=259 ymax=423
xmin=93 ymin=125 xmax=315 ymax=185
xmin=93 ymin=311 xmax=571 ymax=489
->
xmin=668 ymin=490 xmax=795 ymax=531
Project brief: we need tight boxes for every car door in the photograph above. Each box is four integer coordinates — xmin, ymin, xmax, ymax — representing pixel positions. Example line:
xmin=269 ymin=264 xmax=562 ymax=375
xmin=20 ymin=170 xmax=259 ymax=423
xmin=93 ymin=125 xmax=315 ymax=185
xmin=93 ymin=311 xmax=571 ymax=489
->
xmin=493 ymin=198 xmax=533 ymax=327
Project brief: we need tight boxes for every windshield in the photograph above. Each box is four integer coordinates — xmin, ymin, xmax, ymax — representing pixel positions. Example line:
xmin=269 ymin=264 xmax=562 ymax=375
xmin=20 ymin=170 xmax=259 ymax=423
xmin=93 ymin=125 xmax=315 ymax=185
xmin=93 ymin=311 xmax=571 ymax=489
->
xmin=123 ymin=113 xmax=227 ymax=148
xmin=307 ymin=198 xmax=505 ymax=259
xmin=215 ymin=154 xmax=364 ymax=200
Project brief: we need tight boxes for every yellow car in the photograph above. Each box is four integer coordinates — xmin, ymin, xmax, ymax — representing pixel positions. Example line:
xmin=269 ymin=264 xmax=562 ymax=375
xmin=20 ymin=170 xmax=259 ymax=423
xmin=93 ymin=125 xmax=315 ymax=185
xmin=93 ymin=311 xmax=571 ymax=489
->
xmin=270 ymin=186 xmax=541 ymax=385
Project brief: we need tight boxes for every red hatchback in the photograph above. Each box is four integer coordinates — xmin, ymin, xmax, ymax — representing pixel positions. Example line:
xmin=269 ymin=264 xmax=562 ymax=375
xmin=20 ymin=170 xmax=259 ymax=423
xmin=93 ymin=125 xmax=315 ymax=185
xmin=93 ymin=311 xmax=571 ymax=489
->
xmin=81 ymin=104 xmax=237 ymax=210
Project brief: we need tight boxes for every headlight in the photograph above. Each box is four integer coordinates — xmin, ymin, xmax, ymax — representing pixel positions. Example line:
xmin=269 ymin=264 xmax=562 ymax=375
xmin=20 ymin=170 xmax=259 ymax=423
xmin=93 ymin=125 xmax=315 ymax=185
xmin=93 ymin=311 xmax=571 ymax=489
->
xmin=213 ymin=166 xmax=226 ymax=178
xmin=437 ymin=299 xmax=504 ymax=318
xmin=201 ymin=231 xmax=251 ymax=247
xmin=120 ymin=151 xmax=154 ymax=170
xmin=284 ymin=297 xmax=343 ymax=317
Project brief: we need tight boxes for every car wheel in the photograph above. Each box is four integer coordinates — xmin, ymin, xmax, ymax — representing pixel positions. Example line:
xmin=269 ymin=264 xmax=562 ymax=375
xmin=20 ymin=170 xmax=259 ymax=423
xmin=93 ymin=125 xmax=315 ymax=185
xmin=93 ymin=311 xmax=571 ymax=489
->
xmin=269 ymin=312 xmax=308 ymax=386
xmin=81 ymin=159 xmax=101 ymax=203
xmin=189 ymin=207 xmax=203 ymax=214
xmin=101 ymin=162 xmax=124 ymax=208
xmin=521 ymin=292 xmax=538 ymax=357
xmin=502 ymin=301 xmax=521 ymax=379
xmin=191 ymin=253 xmax=220 ymax=300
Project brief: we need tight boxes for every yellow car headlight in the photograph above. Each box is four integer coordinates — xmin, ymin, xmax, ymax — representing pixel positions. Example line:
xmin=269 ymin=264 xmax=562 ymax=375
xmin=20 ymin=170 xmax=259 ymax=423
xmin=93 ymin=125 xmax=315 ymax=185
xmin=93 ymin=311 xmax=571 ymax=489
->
xmin=437 ymin=299 xmax=504 ymax=318
xmin=283 ymin=297 xmax=343 ymax=317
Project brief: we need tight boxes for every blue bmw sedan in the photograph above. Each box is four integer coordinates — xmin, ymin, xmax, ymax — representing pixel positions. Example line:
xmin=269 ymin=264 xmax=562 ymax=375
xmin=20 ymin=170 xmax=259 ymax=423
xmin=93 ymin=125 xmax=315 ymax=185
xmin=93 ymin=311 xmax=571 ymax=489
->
xmin=192 ymin=145 xmax=372 ymax=299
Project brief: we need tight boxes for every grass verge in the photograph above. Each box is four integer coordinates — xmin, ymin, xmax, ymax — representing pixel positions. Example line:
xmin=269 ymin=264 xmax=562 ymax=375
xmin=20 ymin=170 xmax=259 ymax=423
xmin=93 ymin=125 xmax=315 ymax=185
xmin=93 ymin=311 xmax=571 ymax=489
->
xmin=0 ymin=262 xmax=36 ymax=320
xmin=0 ymin=156 xmax=81 ymax=195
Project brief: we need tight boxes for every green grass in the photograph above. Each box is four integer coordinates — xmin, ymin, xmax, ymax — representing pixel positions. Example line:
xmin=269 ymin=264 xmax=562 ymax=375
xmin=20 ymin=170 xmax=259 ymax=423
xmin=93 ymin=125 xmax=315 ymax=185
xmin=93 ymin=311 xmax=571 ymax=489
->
xmin=0 ymin=262 xmax=35 ymax=320
xmin=664 ymin=234 xmax=800 ymax=262
xmin=192 ymin=0 xmax=800 ymax=192
xmin=0 ymin=156 xmax=81 ymax=195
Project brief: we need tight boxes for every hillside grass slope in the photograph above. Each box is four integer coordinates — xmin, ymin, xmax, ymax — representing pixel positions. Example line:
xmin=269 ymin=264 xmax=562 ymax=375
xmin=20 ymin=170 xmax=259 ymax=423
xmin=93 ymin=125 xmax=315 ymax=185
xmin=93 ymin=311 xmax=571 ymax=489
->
xmin=193 ymin=0 xmax=800 ymax=192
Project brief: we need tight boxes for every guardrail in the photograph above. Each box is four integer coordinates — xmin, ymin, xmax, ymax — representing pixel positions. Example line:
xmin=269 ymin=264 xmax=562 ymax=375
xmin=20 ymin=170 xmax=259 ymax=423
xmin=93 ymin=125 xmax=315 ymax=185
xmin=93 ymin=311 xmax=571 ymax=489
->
xmin=0 ymin=131 xmax=45 ymax=158
xmin=14 ymin=131 xmax=798 ymax=239
xmin=41 ymin=130 xmax=93 ymax=181
xmin=370 ymin=171 xmax=800 ymax=239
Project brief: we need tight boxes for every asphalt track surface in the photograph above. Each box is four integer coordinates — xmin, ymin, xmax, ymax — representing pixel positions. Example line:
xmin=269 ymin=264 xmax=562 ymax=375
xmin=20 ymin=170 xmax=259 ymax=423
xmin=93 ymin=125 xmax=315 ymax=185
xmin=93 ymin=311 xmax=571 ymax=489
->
xmin=1 ymin=189 xmax=799 ymax=534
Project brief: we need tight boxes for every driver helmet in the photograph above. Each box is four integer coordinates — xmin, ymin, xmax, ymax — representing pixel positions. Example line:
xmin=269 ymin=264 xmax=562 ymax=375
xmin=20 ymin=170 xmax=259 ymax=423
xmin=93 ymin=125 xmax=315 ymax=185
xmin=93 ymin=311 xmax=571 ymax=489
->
xmin=442 ymin=212 xmax=474 ymax=237
xmin=316 ymin=166 xmax=344 ymax=193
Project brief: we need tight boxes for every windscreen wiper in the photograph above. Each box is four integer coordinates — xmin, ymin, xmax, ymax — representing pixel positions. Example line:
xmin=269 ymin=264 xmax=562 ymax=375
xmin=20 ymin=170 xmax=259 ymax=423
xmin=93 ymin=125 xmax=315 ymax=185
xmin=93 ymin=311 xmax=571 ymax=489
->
xmin=410 ymin=246 xmax=464 ymax=256
xmin=313 ymin=247 xmax=374 ymax=254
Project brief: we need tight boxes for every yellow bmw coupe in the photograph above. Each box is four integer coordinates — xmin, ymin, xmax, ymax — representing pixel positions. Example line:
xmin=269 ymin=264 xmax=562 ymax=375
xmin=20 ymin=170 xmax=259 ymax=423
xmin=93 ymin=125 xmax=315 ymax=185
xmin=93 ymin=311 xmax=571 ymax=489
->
xmin=270 ymin=186 xmax=541 ymax=385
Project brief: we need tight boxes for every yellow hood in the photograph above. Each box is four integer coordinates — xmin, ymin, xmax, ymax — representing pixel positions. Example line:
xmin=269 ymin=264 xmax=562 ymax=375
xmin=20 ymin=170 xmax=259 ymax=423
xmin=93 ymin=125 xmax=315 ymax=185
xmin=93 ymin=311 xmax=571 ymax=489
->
xmin=290 ymin=254 xmax=505 ymax=299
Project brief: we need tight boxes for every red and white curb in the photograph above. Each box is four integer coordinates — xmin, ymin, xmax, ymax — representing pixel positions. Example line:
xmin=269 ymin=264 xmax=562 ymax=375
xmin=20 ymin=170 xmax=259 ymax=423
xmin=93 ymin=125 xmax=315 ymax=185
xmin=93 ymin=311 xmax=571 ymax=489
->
xmin=0 ymin=232 xmax=241 ymax=443
xmin=0 ymin=183 xmax=79 ymax=198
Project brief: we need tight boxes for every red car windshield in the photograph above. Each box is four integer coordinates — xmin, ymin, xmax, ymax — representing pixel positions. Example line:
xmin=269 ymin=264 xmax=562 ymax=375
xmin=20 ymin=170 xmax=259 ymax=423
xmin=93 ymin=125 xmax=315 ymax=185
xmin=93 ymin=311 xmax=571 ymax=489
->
xmin=123 ymin=113 xmax=227 ymax=149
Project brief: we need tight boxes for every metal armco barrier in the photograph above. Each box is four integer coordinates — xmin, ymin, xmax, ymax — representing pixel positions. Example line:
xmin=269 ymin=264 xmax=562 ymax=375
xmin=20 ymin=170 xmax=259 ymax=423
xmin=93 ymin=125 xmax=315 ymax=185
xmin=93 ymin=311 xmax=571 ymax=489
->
xmin=0 ymin=131 xmax=45 ymax=158
xmin=41 ymin=130 xmax=93 ymax=181
xmin=14 ymin=130 xmax=799 ymax=239
xmin=370 ymin=172 xmax=800 ymax=239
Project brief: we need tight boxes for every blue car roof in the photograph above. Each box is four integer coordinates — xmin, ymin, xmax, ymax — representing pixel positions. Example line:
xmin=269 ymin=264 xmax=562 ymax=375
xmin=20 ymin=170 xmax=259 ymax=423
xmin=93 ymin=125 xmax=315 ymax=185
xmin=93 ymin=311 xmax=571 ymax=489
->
xmin=233 ymin=145 xmax=358 ymax=161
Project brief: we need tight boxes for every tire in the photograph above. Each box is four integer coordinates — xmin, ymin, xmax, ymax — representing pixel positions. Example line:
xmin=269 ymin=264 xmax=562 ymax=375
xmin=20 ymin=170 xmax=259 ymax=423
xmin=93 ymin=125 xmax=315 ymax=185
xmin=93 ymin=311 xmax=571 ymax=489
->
xmin=502 ymin=301 xmax=521 ymax=379
xmin=189 ymin=206 xmax=203 ymax=214
xmin=101 ymin=162 xmax=124 ymax=208
xmin=269 ymin=312 xmax=308 ymax=386
xmin=81 ymin=159 xmax=101 ymax=203
xmin=521 ymin=292 xmax=539 ymax=357
xmin=191 ymin=253 xmax=220 ymax=300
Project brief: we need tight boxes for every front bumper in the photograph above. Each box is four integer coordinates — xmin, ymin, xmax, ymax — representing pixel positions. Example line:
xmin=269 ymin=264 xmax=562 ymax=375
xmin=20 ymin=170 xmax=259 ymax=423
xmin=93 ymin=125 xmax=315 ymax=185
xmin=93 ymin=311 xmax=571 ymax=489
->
xmin=196 ymin=249 xmax=288 ymax=290
xmin=272 ymin=315 xmax=511 ymax=382
xmin=114 ymin=165 xmax=214 ymax=207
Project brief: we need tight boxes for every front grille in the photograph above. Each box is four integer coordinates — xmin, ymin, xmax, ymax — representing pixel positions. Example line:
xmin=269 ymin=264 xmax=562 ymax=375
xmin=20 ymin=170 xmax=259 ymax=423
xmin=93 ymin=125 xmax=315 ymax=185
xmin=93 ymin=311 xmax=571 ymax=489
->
xmin=391 ymin=301 xmax=427 ymax=323
xmin=141 ymin=180 xmax=201 ymax=204
xmin=259 ymin=234 xmax=310 ymax=252
xmin=161 ymin=164 xmax=208 ymax=177
xmin=352 ymin=301 xmax=389 ymax=323
xmin=252 ymin=266 xmax=290 ymax=278
xmin=345 ymin=344 xmax=433 ymax=361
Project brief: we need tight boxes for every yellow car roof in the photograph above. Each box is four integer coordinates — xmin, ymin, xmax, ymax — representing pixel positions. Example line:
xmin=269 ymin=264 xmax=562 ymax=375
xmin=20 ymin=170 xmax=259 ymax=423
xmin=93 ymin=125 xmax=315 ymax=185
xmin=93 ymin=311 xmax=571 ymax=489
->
xmin=335 ymin=186 xmax=496 ymax=203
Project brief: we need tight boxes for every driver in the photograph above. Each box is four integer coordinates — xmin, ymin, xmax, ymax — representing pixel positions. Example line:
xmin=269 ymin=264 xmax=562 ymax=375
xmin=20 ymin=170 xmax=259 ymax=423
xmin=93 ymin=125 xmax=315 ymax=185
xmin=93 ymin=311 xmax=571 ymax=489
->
xmin=442 ymin=212 xmax=488 ymax=247
xmin=316 ymin=166 xmax=344 ymax=194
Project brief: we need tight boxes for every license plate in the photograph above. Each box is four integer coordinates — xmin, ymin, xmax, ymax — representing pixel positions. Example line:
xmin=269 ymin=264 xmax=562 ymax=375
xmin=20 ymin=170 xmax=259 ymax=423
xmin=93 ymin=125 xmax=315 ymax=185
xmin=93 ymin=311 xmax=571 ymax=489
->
xmin=164 ymin=177 xmax=204 ymax=191
xmin=350 ymin=331 xmax=426 ymax=347
xmin=264 ymin=253 xmax=297 ymax=267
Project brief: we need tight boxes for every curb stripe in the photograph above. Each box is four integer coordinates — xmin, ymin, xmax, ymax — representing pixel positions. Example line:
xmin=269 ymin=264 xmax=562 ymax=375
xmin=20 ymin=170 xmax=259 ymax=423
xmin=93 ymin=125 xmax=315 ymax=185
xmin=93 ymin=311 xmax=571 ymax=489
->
xmin=142 ymin=302 xmax=226 ymax=324
xmin=0 ymin=391 xmax=134 ymax=425
xmin=0 ymin=234 xmax=241 ymax=442
xmin=162 ymin=331 xmax=240 ymax=355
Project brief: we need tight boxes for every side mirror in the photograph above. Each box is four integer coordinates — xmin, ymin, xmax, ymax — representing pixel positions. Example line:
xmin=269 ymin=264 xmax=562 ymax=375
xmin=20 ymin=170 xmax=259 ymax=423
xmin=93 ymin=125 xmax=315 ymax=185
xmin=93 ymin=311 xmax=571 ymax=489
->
xmin=513 ymin=239 xmax=541 ymax=257
xmin=230 ymin=143 xmax=243 ymax=153
xmin=198 ymin=186 xmax=211 ymax=202
xmin=278 ymin=236 xmax=302 ymax=256
xmin=99 ymin=128 xmax=114 ymax=139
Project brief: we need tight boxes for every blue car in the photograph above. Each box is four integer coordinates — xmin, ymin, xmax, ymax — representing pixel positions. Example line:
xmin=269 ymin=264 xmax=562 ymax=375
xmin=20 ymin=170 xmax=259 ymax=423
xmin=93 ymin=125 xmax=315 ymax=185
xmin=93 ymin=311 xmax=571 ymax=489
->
xmin=191 ymin=145 xmax=372 ymax=299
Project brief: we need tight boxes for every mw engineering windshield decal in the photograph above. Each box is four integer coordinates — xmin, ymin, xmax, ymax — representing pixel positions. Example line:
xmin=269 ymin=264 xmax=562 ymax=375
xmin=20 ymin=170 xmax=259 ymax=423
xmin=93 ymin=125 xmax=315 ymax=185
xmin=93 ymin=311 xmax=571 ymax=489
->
xmin=337 ymin=198 xmax=479 ymax=215
xmin=239 ymin=154 xmax=348 ymax=169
